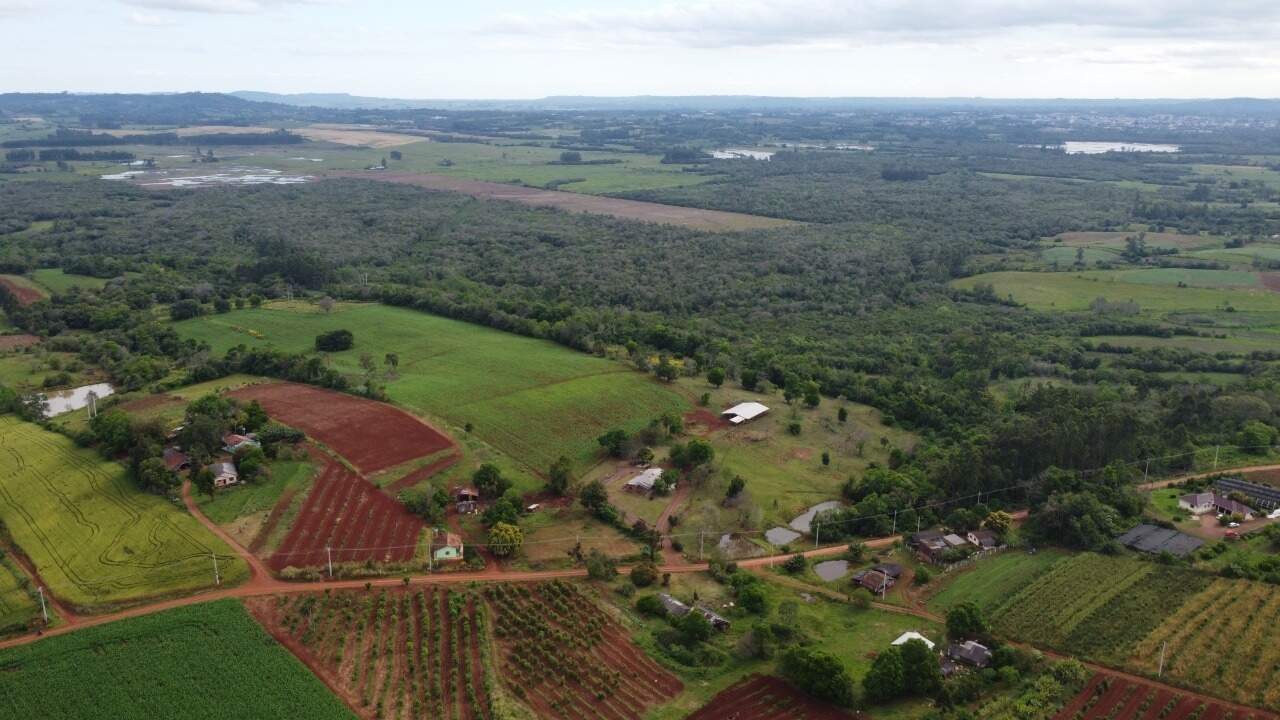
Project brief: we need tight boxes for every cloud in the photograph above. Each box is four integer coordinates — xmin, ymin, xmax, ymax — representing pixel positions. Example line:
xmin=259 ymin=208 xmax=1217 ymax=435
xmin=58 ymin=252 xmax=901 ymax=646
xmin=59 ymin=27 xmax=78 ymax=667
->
xmin=483 ymin=0 xmax=1280 ymax=49
xmin=0 ymin=0 xmax=37 ymax=17
xmin=128 ymin=10 xmax=176 ymax=25
xmin=121 ymin=0 xmax=334 ymax=14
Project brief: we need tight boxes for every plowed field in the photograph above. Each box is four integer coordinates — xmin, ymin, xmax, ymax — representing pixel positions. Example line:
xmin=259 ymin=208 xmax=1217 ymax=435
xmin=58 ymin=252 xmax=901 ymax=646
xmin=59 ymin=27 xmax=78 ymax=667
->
xmin=1053 ymin=674 xmax=1276 ymax=720
xmin=685 ymin=674 xmax=856 ymax=720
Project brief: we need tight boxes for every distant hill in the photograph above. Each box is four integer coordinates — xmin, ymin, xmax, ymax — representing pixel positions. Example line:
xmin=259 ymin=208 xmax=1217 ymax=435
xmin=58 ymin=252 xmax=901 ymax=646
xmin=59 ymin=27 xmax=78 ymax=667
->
xmin=0 ymin=92 xmax=313 ymax=126
xmin=231 ymin=91 xmax=448 ymax=110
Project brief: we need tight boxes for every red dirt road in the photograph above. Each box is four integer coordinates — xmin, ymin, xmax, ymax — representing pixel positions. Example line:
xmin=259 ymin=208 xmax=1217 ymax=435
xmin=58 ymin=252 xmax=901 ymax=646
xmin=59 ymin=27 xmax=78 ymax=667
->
xmin=323 ymin=171 xmax=798 ymax=232
xmin=228 ymin=381 xmax=453 ymax=475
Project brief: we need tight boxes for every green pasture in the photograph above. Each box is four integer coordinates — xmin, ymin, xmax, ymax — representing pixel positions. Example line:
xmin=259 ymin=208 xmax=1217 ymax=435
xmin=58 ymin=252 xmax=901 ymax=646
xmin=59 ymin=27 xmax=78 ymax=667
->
xmin=954 ymin=270 xmax=1280 ymax=314
xmin=0 ymin=351 xmax=92 ymax=392
xmin=1088 ymin=333 xmax=1280 ymax=354
xmin=0 ymin=600 xmax=356 ymax=720
xmin=29 ymin=268 xmax=110 ymax=294
xmin=174 ymin=302 xmax=688 ymax=471
xmin=0 ymin=416 xmax=248 ymax=610
xmin=196 ymin=460 xmax=315 ymax=525
xmin=926 ymin=548 xmax=1068 ymax=614
xmin=0 ymin=557 xmax=43 ymax=635
xmin=1050 ymin=230 xmax=1221 ymax=251
xmin=1190 ymin=163 xmax=1280 ymax=189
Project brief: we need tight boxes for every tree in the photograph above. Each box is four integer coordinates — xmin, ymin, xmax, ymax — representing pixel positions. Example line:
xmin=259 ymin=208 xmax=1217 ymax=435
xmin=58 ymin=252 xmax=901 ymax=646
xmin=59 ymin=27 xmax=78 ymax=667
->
xmin=655 ymin=356 xmax=678 ymax=382
xmin=630 ymin=561 xmax=658 ymax=587
xmin=472 ymin=464 xmax=510 ymax=498
xmin=137 ymin=457 xmax=177 ymax=493
xmin=559 ymin=151 xmax=582 ymax=163
xmin=90 ymin=410 xmax=134 ymax=456
xmin=1240 ymin=420 xmax=1277 ymax=452
xmin=170 ymin=298 xmax=202 ymax=321
xmin=242 ymin=400 xmax=268 ymax=432
xmin=597 ymin=429 xmax=629 ymax=458
xmin=740 ymin=369 xmax=759 ymax=391
xmin=782 ymin=646 xmax=856 ymax=706
xmin=389 ymin=150 xmax=402 ymax=161
xmin=863 ymin=646 xmax=906 ymax=703
xmin=488 ymin=522 xmax=523 ymax=557
xmin=984 ymin=510 xmax=1013 ymax=535
xmin=636 ymin=594 xmax=665 ymax=616
xmin=899 ymin=638 xmax=943 ymax=696
xmin=579 ymin=479 xmax=609 ymax=512
xmin=315 ymin=329 xmax=353 ymax=351
xmin=784 ymin=554 xmax=806 ymax=574
xmin=483 ymin=497 xmax=520 ymax=526
xmin=738 ymin=583 xmax=768 ymax=614
xmin=725 ymin=475 xmax=746 ymax=499
xmin=384 ymin=352 xmax=399 ymax=376
xmin=235 ymin=446 xmax=267 ymax=481
xmin=585 ymin=548 xmax=616 ymax=579
xmin=399 ymin=487 xmax=448 ymax=523
xmin=670 ymin=439 xmax=714 ymax=470
xmin=837 ymin=406 xmax=848 ymax=423
xmin=193 ymin=466 xmax=216 ymax=499
xmin=677 ymin=610 xmax=712 ymax=645
xmin=803 ymin=380 xmax=821 ymax=408
xmin=359 ymin=352 xmax=375 ymax=374
xmin=946 ymin=602 xmax=988 ymax=642
xmin=707 ymin=367 xmax=725 ymax=387
xmin=821 ymin=451 xmax=830 ymax=466
xmin=547 ymin=455 xmax=573 ymax=495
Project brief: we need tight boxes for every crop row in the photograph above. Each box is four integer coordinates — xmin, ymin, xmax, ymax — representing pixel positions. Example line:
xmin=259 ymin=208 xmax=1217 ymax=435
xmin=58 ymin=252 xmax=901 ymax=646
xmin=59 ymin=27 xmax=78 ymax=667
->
xmin=994 ymin=553 xmax=1153 ymax=647
xmin=1059 ymin=565 xmax=1211 ymax=662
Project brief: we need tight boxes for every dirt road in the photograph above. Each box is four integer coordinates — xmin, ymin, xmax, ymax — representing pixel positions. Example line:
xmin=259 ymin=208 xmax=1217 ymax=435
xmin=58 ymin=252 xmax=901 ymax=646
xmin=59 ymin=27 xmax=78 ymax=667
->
xmin=1138 ymin=463 xmax=1280 ymax=490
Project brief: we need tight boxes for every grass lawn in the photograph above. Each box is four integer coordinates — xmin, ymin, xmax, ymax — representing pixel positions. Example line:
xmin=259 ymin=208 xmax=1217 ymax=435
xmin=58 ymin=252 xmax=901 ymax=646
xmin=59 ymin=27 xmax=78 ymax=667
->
xmin=516 ymin=504 xmax=640 ymax=566
xmin=1147 ymin=488 xmax=1193 ymax=525
xmin=953 ymin=270 xmax=1280 ymax=314
xmin=0 ymin=600 xmax=356 ymax=719
xmin=29 ymin=268 xmax=110 ymax=294
xmin=174 ymin=302 xmax=688 ymax=472
xmin=0 ymin=351 xmax=93 ymax=392
xmin=0 ymin=556 xmax=43 ymax=635
xmin=926 ymin=548 xmax=1068 ymax=614
xmin=0 ymin=416 xmax=248 ymax=610
xmin=197 ymin=459 xmax=315 ymax=522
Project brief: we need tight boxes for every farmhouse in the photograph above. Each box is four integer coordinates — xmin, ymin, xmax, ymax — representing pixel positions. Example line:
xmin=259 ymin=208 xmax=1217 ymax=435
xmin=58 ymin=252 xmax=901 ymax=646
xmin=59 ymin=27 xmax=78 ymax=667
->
xmin=430 ymin=529 xmax=463 ymax=563
xmin=966 ymin=530 xmax=1000 ymax=550
xmin=1216 ymin=477 xmax=1280 ymax=511
xmin=163 ymin=447 xmax=190 ymax=473
xmin=891 ymin=631 xmax=935 ymax=650
xmin=1178 ymin=492 xmax=1215 ymax=515
xmin=910 ymin=530 xmax=951 ymax=563
xmin=872 ymin=562 xmax=904 ymax=579
xmin=209 ymin=461 xmax=240 ymax=488
xmin=656 ymin=593 xmax=731 ymax=631
xmin=947 ymin=641 xmax=992 ymax=668
xmin=222 ymin=433 xmax=260 ymax=454
xmin=454 ymin=486 xmax=480 ymax=514
xmin=624 ymin=467 xmax=667 ymax=493
xmin=1117 ymin=523 xmax=1203 ymax=558
xmin=721 ymin=401 xmax=769 ymax=425
xmin=1212 ymin=494 xmax=1254 ymax=520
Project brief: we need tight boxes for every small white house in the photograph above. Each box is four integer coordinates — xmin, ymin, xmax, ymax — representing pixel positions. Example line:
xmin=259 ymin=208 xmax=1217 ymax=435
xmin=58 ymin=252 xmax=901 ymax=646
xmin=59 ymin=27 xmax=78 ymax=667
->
xmin=1178 ymin=492 xmax=1214 ymax=515
xmin=210 ymin=461 xmax=240 ymax=488
xmin=891 ymin=631 xmax=935 ymax=650
xmin=625 ymin=467 xmax=667 ymax=493
xmin=721 ymin=401 xmax=769 ymax=425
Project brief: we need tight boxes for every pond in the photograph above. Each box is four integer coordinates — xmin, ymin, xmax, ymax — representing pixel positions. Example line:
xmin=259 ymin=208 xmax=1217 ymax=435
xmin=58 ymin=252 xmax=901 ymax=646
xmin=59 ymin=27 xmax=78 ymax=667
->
xmin=1062 ymin=141 xmax=1180 ymax=155
xmin=813 ymin=560 xmax=849 ymax=582
xmin=765 ymin=527 xmax=801 ymax=546
xmin=42 ymin=382 xmax=115 ymax=417
xmin=788 ymin=500 xmax=842 ymax=534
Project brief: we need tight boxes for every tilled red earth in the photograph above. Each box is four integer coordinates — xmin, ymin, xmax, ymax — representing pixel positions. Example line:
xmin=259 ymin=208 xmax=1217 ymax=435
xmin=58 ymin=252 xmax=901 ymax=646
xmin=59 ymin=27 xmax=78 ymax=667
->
xmin=0 ymin=277 xmax=43 ymax=305
xmin=685 ymin=675 xmax=859 ymax=720
xmin=1053 ymin=674 xmax=1276 ymax=720
xmin=269 ymin=457 xmax=424 ymax=571
xmin=228 ymin=381 xmax=453 ymax=475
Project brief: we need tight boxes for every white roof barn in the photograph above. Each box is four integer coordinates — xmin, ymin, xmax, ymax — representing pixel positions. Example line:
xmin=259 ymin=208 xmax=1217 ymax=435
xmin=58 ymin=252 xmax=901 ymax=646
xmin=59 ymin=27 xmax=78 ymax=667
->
xmin=722 ymin=401 xmax=769 ymax=425
xmin=625 ymin=467 xmax=666 ymax=492
xmin=891 ymin=631 xmax=935 ymax=650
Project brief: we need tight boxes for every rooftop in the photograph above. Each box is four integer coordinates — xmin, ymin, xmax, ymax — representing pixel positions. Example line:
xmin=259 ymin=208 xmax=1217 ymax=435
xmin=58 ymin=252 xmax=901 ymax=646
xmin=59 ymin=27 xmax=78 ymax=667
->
xmin=721 ymin=401 xmax=769 ymax=424
xmin=1117 ymin=523 xmax=1204 ymax=557
xmin=892 ymin=631 xmax=935 ymax=650
xmin=625 ymin=467 xmax=665 ymax=490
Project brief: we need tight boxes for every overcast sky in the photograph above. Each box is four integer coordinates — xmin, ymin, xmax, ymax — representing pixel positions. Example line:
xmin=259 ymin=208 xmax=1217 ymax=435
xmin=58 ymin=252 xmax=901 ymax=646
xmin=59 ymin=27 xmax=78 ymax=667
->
xmin=3 ymin=0 xmax=1279 ymax=98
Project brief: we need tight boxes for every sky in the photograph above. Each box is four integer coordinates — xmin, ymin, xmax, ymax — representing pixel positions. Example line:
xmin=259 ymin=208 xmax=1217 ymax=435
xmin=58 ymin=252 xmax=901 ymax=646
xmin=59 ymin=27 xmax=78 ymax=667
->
xmin=2 ymin=0 xmax=1279 ymax=99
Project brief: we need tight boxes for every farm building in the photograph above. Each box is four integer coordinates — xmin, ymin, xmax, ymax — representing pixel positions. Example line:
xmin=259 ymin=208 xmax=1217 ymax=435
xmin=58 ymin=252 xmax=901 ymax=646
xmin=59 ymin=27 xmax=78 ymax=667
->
xmin=222 ymin=433 xmax=260 ymax=454
xmin=163 ymin=447 xmax=190 ymax=473
xmin=1117 ymin=524 xmax=1204 ymax=557
xmin=430 ymin=529 xmax=463 ymax=563
xmin=1212 ymin=494 xmax=1254 ymax=520
xmin=656 ymin=593 xmax=731 ymax=631
xmin=454 ymin=486 xmax=480 ymax=514
xmin=891 ymin=631 xmax=935 ymax=650
xmin=1216 ymin=477 xmax=1280 ymax=511
xmin=721 ymin=401 xmax=769 ymax=425
xmin=943 ymin=533 xmax=970 ymax=549
xmin=1178 ymin=492 xmax=1215 ymax=515
xmin=855 ymin=569 xmax=895 ymax=594
xmin=910 ymin=530 xmax=951 ymax=563
xmin=873 ymin=562 xmax=903 ymax=579
xmin=966 ymin=530 xmax=1001 ymax=550
xmin=946 ymin=641 xmax=992 ymax=668
xmin=624 ymin=467 xmax=667 ymax=493
xmin=209 ymin=461 xmax=240 ymax=488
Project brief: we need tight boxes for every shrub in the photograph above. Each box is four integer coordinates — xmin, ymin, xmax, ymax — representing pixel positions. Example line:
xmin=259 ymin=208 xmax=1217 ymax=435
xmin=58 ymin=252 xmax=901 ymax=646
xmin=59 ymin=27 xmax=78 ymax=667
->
xmin=314 ymin=329 xmax=354 ymax=352
xmin=782 ymin=646 xmax=856 ymax=706
xmin=784 ymin=554 xmax=806 ymax=574
xmin=630 ymin=562 xmax=659 ymax=587
xmin=635 ymin=594 xmax=665 ymax=617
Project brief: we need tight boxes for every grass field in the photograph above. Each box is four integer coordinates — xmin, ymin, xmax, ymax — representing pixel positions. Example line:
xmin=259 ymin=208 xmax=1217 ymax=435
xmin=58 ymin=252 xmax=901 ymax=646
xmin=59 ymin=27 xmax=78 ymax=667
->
xmin=0 ymin=351 xmax=94 ymax=392
xmin=29 ymin=269 xmax=110 ymax=294
xmin=1088 ymin=333 xmax=1280 ymax=354
xmin=0 ymin=557 xmax=42 ymax=635
xmin=954 ymin=270 xmax=1280 ymax=314
xmin=926 ymin=548 xmax=1068 ymax=613
xmin=196 ymin=460 xmax=316 ymax=551
xmin=0 ymin=416 xmax=248 ymax=610
xmin=0 ymin=600 xmax=356 ymax=719
xmin=175 ymin=302 xmax=688 ymax=470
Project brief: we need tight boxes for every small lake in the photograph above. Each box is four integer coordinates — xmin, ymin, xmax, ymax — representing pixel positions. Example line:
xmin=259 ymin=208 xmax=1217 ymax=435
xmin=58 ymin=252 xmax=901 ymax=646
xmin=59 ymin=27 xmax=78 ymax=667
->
xmin=765 ymin=527 xmax=801 ymax=546
xmin=1062 ymin=141 xmax=1180 ymax=155
xmin=42 ymin=382 xmax=114 ymax=416
xmin=711 ymin=148 xmax=775 ymax=160
xmin=789 ymin=500 xmax=842 ymax=534
xmin=813 ymin=560 xmax=849 ymax=581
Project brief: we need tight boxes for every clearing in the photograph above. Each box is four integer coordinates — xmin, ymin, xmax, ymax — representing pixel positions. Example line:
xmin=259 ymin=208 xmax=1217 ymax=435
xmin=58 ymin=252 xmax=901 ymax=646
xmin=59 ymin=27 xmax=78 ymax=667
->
xmin=324 ymin=171 xmax=798 ymax=231
xmin=0 ymin=416 xmax=248 ymax=610
xmin=953 ymin=270 xmax=1280 ymax=313
xmin=295 ymin=123 xmax=428 ymax=148
xmin=175 ymin=302 xmax=688 ymax=471
xmin=0 ymin=599 xmax=356 ymax=719
xmin=0 ymin=275 xmax=46 ymax=305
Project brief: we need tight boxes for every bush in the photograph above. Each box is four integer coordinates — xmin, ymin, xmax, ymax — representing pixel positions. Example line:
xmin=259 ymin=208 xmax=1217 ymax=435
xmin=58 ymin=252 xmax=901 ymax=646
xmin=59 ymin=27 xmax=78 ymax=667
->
xmin=630 ymin=561 xmax=659 ymax=587
xmin=635 ymin=594 xmax=665 ymax=617
xmin=314 ymin=329 xmax=354 ymax=352
xmin=914 ymin=567 xmax=933 ymax=585
xmin=784 ymin=554 xmax=807 ymax=574
xmin=585 ymin=549 xmax=616 ymax=580
xmin=781 ymin=646 xmax=856 ymax=706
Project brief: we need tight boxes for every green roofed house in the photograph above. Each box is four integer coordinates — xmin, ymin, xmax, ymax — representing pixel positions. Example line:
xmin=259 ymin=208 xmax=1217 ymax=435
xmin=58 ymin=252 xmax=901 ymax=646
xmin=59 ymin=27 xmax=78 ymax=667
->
xmin=431 ymin=528 xmax=463 ymax=563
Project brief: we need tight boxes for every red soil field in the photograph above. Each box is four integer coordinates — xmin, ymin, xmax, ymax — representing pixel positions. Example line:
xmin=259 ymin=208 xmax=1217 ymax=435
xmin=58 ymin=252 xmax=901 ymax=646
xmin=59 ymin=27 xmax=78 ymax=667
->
xmin=0 ymin=277 xmax=43 ymax=305
xmin=247 ymin=586 xmax=490 ymax=720
xmin=1243 ymin=468 xmax=1280 ymax=487
xmin=228 ymin=381 xmax=452 ymax=475
xmin=1262 ymin=273 xmax=1280 ymax=293
xmin=386 ymin=451 xmax=461 ymax=493
xmin=269 ymin=457 xmax=424 ymax=571
xmin=1053 ymin=674 xmax=1276 ymax=720
xmin=0 ymin=333 xmax=40 ymax=350
xmin=685 ymin=674 xmax=858 ymax=720
xmin=485 ymin=581 xmax=682 ymax=720
xmin=683 ymin=408 xmax=730 ymax=435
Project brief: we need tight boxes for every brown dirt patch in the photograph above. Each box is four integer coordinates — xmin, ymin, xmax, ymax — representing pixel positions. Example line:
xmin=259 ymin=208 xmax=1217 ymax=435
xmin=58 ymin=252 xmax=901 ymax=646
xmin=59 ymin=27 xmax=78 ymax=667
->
xmin=0 ymin=277 xmax=45 ymax=306
xmin=297 ymin=124 xmax=425 ymax=148
xmin=323 ymin=171 xmax=798 ymax=232
xmin=228 ymin=381 xmax=453 ymax=475
xmin=683 ymin=408 xmax=730 ymax=435
xmin=0 ymin=334 xmax=39 ymax=350
xmin=117 ymin=394 xmax=182 ymax=413
xmin=1261 ymin=273 xmax=1280 ymax=293
xmin=1243 ymin=468 xmax=1280 ymax=487
xmin=686 ymin=674 xmax=860 ymax=720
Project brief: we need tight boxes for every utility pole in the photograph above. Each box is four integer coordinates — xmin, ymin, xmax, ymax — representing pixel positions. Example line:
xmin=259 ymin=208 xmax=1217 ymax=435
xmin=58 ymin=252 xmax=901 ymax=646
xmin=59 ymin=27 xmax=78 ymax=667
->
xmin=699 ymin=530 xmax=706 ymax=561
xmin=1158 ymin=640 xmax=1167 ymax=677
xmin=37 ymin=586 xmax=47 ymax=623
xmin=211 ymin=551 xmax=220 ymax=586
xmin=327 ymin=546 xmax=333 ymax=578
xmin=892 ymin=510 xmax=898 ymax=535
xmin=814 ymin=522 xmax=820 ymax=549
xmin=1144 ymin=459 xmax=1150 ymax=484
xmin=1213 ymin=446 xmax=1220 ymax=470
